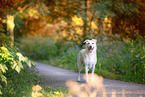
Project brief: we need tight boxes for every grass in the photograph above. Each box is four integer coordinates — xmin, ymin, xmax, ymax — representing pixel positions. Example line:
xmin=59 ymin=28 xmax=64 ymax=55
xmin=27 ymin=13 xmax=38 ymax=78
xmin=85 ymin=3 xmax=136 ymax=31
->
xmin=40 ymin=85 xmax=69 ymax=97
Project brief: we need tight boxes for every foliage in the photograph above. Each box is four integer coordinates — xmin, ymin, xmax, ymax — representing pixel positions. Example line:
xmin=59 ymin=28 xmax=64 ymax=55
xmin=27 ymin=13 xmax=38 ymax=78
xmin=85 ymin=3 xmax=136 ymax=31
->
xmin=32 ymin=85 xmax=43 ymax=97
xmin=34 ymin=0 xmax=145 ymax=41
xmin=17 ymin=35 xmax=76 ymax=60
xmin=97 ymin=36 xmax=145 ymax=84
xmin=32 ymin=84 xmax=70 ymax=97
xmin=1 ymin=0 xmax=143 ymax=45
xmin=0 ymin=45 xmax=35 ymax=95
xmin=99 ymin=37 xmax=145 ymax=84
xmin=0 ymin=0 xmax=30 ymax=17
xmin=1 ymin=0 xmax=145 ymax=43
xmin=111 ymin=0 xmax=145 ymax=39
xmin=45 ymin=48 xmax=80 ymax=72
xmin=0 ymin=33 xmax=11 ymax=46
xmin=40 ymin=85 xmax=69 ymax=97
xmin=16 ymin=36 xmax=58 ymax=60
xmin=1 ymin=65 xmax=39 ymax=97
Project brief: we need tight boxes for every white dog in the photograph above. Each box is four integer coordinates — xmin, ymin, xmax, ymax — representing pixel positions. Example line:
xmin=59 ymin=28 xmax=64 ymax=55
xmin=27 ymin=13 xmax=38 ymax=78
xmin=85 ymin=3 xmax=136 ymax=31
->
xmin=77 ymin=39 xmax=97 ymax=82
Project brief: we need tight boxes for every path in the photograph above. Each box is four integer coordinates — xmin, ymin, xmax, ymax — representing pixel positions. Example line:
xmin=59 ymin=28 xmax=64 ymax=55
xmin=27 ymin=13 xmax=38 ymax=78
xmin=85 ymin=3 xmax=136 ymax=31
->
xmin=35 ymin=62 xmax=145 ymax=97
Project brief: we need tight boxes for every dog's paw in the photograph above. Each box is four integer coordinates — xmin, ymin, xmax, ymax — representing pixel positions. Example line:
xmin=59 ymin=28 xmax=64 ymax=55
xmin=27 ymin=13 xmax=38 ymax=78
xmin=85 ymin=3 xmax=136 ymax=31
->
xmin=77 ymin=78 xmax=81 ymax=82
xmin=77 ymin=79 xmax=81 ymax=82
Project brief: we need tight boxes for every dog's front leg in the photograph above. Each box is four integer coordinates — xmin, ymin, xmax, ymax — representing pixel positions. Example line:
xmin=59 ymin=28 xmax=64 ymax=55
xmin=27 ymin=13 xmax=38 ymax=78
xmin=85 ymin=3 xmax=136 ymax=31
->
xmin=91 ymin=64 xmax=95 ymax=81
xmin=85 ymin=65 xmax=89 ymax=82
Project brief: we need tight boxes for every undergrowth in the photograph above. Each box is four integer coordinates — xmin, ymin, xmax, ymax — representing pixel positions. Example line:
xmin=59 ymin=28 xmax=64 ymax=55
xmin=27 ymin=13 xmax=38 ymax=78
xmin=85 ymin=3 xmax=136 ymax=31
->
xmin=18 ymin=34 xmax=145 ymax=84
xmin=0 ymin=45 xmax=68 ymax=97
xmin=0 ymin=46 xmax=41 ymax=96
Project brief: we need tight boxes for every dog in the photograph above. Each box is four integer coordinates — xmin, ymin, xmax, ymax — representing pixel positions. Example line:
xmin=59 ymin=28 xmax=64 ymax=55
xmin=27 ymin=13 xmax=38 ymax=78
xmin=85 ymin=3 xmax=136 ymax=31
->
xmin=77 ymin=39 xmax=97 ymax=82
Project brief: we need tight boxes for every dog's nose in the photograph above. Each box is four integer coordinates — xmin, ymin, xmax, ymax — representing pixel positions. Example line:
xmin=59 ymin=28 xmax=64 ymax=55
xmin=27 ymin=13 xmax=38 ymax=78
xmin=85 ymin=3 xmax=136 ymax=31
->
xmin=89 ymin=46 xmax=93 ymax=49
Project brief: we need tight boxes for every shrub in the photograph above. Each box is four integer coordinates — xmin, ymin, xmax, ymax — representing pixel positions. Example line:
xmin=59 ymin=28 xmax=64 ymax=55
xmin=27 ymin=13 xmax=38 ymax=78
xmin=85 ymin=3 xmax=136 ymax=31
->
xmin=17 ymin=36 xmax=58 ymax=60
xmin=0 ymin=33 xmax=11 ymax=46
xmin=48 ymin=47 xmax=80 ymax=71
xmin=97 ymin=38 xmax=145 ymax=84
xmin=0 ymin=45 xmax=37 ymax=96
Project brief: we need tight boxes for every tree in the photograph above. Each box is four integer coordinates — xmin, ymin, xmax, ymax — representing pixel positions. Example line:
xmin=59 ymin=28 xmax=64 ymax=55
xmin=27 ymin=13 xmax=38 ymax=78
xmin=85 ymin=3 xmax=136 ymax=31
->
xmin=0 ymin=0 xmax=31 ymax=46
xmin=111 ymin=0 xmax=145 ymax=39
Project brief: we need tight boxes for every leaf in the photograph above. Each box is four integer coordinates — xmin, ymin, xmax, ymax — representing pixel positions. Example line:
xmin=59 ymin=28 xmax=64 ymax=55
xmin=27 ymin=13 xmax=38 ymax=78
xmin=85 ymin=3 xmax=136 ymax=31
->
xmin=25 ymin=60 xmax=32 ymax=68
xmin=11 ymin=60 xmax=17 ymax=69
xmin=16 ymin=53 xmax=28 ymax=62
xmin=16 ymin=53 xmax=23 ymax=61
xmin=0 ymin=74 xmax=7 ymax=84
xmin=15 ymin=60 xmax=23 ymax=73
xmin=15 ymin=65 xmax=21 ymax=73
xmin=0 ymin=63 xmax=8 ymax=73
xmin=0 ymin=46 xmax=9 ymax=53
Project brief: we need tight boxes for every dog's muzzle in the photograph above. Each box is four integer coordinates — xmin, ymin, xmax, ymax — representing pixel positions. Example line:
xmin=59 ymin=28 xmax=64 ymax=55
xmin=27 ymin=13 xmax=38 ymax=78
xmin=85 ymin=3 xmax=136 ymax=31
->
xmin=88 ymin=46 xmax=94 ymax=53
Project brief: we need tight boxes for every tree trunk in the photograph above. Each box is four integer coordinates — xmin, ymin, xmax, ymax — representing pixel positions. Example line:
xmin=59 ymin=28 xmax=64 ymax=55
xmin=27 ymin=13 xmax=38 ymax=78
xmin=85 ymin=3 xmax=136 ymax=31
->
xmin=7 ymin=15 xmax=15 ymax=47
xmin=82 ymin=0 xmax=88 ymax=41
xmin=98 ymin=19 xmax=105 ymax=34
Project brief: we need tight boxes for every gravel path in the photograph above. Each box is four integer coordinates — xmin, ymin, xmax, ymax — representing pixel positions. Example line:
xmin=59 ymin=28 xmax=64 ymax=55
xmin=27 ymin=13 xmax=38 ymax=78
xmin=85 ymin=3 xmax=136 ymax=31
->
xmin=35 ymin=62 xmax=145 ymax=97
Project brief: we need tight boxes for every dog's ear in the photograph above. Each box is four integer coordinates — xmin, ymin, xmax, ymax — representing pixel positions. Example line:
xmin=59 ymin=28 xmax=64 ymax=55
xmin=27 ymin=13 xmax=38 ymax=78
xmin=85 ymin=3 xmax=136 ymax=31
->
xmin=92 ymin=39 xmax=97 ymax=42
xmin=83 ymin=39 xmax=89 ymax=43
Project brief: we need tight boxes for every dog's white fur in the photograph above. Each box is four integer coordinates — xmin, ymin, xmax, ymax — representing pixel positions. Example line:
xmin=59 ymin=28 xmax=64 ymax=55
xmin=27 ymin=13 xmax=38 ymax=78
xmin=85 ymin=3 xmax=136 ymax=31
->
xmin=77 ymin=39 xmax=97 ymax=82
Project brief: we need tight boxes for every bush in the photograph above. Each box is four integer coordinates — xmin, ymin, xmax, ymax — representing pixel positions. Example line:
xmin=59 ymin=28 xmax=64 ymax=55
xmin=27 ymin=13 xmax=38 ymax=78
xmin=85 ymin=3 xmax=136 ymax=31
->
xmin=97 ymin=37 xmax=145 ymax=84
xmin=0 ymin=33 xmax=11 ymax=46
xmin=17 ymin=35 xmax=76 ymax=60
xmin=17 ymin=36 xmax=58 ymax=60
xmin=47 ymin=48 xmax=80 ymax=71
xmin=1 ymin=65 xmax=39 ymax=97
xmin=0 ymin=45 xmax=39 ymax=96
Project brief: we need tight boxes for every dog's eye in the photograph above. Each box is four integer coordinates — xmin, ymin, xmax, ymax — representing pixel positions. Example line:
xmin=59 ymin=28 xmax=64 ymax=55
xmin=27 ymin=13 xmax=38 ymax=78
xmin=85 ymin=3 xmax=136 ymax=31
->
xmin=88 ymin=43 xmax=90 ymax=44
xmin=92 ymin=43 xmax=94 ymax=44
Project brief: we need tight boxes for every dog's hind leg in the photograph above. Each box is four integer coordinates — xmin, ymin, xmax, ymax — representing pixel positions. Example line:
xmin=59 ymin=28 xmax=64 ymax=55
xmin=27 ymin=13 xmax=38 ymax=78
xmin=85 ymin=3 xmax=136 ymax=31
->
xmin=77 ymin=63 xmax=83 ymax=81
xmin=78 ymin=71 xmax=81 ymax=81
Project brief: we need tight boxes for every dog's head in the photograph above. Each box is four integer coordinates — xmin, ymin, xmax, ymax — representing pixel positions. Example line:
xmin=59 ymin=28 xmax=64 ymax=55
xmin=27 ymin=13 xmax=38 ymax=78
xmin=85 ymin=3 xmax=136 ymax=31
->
xmin=83 ymin=39 xmax=97 ymax=53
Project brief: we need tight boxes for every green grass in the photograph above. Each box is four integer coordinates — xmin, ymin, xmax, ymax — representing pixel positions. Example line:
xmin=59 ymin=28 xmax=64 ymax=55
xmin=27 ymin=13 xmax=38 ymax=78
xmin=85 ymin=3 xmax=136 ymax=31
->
xmin=40 ymin=85 xmax=69 ymax=97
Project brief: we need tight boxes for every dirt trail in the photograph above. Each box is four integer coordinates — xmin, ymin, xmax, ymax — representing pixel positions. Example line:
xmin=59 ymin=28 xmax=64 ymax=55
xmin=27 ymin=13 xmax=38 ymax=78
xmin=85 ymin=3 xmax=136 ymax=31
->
xmin=35 ymin=62 xmax=145 ymax=97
